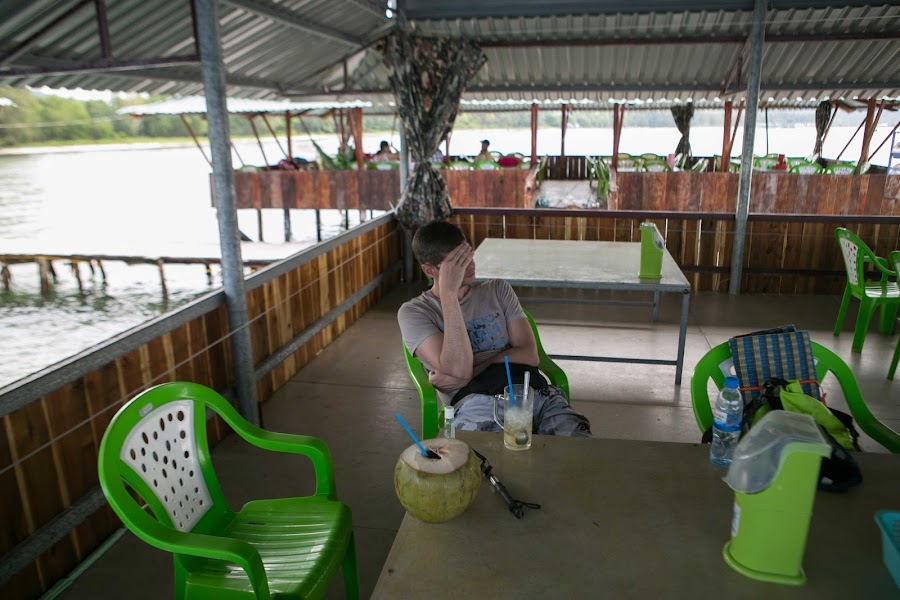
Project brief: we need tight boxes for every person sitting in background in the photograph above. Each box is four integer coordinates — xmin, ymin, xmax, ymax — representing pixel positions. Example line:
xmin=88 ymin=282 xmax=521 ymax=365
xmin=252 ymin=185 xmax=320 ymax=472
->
xmin=431 ymin=147 xmax=445 ymax=163
xmin=398 ymin=220 xmax=591 ymax=437
xmin=474 ymin=139 xmax=494 ymax=163
xmin=373 ymin=140 xmax=398 ymax=162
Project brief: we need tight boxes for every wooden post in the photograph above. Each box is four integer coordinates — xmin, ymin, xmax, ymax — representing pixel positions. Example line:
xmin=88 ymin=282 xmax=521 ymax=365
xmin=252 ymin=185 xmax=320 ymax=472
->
xmin=858 ymin=99 xmax=885 ymax=172
xmin=260 ymin=113 xmax=289 ymax=160
xmin=285 ymin=110 xmax=293 ymax=159
xmin=353 ymin=107 xmax=365 ymax=170
xmin=38 ymin=258 xmax=50 ymax=296
xmin=560 ymin=104 xmax=569 ymax=158
xmin=445 ymin=132 xmax=451 ymax=161
xmin=612 ymin=104 xmax=625 ymax=170
xmin=70 ymin=260 xmax=83 ymax=293
xmin=857 ymin=99 xmax=877 ymax=172
xmin=1 ymin=261 xmax=10 ymax=291
xmin=530 ymin=103 xmax=538 ymax=164
xmin=157 ymin=259 xmax=168 ymax=299
xmin=721 ymin=100 xmax=733 ymax=172
xmin=257 ymin=208 xmax=264 ymax=242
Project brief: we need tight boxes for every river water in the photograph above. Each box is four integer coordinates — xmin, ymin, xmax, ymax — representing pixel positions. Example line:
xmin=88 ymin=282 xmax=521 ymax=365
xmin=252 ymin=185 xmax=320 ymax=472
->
xmin=0 ymin=125 xmax=894 ymax=388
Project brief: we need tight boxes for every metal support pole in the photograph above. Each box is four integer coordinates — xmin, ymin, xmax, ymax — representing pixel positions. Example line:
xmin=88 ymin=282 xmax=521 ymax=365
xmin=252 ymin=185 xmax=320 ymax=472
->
xmin=728 ymin=0 xmax=766 ymax=296
xmin=193 ymin=0 xmax=259 ymax=424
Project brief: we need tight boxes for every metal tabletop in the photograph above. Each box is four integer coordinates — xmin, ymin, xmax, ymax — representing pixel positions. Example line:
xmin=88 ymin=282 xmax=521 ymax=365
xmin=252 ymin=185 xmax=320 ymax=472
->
xmin=372 ymin=431 xmax=898 ymax=600
xmin=473 ymin=238 xmax=692 ymax=383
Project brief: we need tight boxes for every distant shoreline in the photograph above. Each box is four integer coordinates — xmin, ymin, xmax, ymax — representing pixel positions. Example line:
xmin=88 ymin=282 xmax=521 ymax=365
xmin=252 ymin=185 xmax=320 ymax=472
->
xmin=0 ymin=140 xmax=199 ymax=156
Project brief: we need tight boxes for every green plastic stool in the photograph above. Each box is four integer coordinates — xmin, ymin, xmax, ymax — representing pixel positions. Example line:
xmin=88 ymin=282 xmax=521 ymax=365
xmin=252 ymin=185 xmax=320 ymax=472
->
xmin=722 ymin=412 xmax=830 ymax=585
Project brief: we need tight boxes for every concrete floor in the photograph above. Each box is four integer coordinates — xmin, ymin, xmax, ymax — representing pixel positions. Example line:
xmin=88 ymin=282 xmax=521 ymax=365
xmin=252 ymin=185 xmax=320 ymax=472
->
xmin=57 ymin=284 xmax=899 ymax=600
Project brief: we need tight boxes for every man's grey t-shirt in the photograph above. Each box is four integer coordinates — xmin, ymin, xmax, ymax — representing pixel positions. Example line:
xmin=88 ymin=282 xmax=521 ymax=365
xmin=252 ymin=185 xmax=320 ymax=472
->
xmin=398 ymin=279 xmax=525 ymax=406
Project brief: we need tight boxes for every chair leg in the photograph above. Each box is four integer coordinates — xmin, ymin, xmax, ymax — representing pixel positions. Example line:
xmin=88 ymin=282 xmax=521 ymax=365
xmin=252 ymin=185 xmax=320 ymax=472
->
xmin=889 ymin=337 xmax=900 ymax=380
xmin=852 ymin=299 xmax=876 ymax=352
xmin=834 ymin=286 xmax=851 ymax=336
xmin=877 ymin=303 xmax=899 ymax=335
xmin=341 ymin=531 xmax=360 ymax=600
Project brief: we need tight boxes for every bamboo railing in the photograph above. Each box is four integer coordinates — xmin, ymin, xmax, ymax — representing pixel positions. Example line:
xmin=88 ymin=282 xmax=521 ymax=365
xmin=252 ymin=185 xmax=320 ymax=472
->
xmin=0 ymin=216 xmax=402 ymax=599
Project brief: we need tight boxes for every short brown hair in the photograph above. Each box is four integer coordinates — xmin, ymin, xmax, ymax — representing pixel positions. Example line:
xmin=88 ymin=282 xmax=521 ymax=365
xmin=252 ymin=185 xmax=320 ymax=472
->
xmin=412 ymin=221 xmax=466 ymax=266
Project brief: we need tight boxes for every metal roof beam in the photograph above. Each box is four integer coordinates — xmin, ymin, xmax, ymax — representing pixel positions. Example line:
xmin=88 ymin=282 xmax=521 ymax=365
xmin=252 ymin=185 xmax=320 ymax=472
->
xmin=0 ymin=0 xmax=95 ymax=65
xmin=0 ymin=55 xmax=201 ymax=78
xmin=220 ymin=0 xmax=363 ymax=47
xmin=402 ymin=0 xmax=881 ymax=20
xmin=346 ymin=0 xmax=392 ymax=19
xmin=285 ymin=80 xmax=900 ymax=97
xmin=0 ymin=54 xmax=280 ymax=91
xmin=479 ymin=31 xmax=900 ymax=48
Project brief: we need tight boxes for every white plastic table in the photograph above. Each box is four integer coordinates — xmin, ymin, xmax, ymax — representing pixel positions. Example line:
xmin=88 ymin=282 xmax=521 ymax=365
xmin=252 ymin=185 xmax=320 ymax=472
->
xmin=473 ymin=238 xmax=692 ymax=383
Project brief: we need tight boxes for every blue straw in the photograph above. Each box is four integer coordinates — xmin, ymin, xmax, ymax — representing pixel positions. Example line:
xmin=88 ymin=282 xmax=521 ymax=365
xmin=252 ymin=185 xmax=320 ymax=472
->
xmin=503 ymin=355 xmax=516 ymax=406
xmin=395 ymin=413 xmax=430 ymax=457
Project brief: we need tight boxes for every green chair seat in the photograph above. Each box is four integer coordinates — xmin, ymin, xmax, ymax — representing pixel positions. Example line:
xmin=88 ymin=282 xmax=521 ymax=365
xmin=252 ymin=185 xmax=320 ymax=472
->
xmin=98 ymin=382 xmax=359 ymax=600
xmin=833 ymin=227 xmax=900 ymax=352
xmin=691 ymin=341 xmax=900 ymax=453
xmin=403 ymin=309 xmax=569 ymax=440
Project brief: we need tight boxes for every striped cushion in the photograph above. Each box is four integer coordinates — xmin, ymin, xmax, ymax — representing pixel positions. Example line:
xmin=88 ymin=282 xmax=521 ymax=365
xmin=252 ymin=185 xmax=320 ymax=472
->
xmin=728 ymin=326 xmax=821 ymax=404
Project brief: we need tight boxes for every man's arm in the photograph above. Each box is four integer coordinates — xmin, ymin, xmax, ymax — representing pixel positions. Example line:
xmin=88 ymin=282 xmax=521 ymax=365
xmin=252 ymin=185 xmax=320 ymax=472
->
xmin=488 ymin=315 xmax=539 ymax=367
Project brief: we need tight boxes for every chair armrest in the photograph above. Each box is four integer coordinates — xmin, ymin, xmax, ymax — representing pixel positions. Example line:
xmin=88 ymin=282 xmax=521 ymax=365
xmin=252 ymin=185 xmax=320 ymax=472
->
xmin=890 ymin=251 xmax=900 ymax=276
xmin=233 ymin=427 xmax=337 ymax=499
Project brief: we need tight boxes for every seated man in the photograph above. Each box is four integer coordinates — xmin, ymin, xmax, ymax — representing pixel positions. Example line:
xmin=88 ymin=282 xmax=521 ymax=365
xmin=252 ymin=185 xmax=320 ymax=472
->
xmin=398 ymin=220 xmax=591 ymax=437
xmin=474 ymin=139 xmax=494 ymax=163
xmin=372 ymin=140 xmax=398 ymax=162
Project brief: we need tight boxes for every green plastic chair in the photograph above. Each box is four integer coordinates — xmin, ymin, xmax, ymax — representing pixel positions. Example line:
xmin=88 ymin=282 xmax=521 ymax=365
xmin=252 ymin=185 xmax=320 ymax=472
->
xmin=615 ymin=154 xmax=641 ymax=172
xmin=889 ymin=251 xmax=900 ymax=380
xmin=642 ymin=159 xmax=671 ymax=172
xmin=833 ymin=228 xmax=900 ymax=352
xmin=98 ymin=382 xmax=359 ymax=600
xmin=403 ymin=310 xmax=570 ymax=440
xmin=474 ymin=160 xmax=500 ymax=170
xmin=691 ymin=341 xmax=900 ymax=453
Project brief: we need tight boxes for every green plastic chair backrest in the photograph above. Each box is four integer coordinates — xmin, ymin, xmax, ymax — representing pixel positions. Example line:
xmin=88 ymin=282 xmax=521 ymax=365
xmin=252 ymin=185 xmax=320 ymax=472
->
xmin=691 ymin=341 xmax=900 ymax=452
xmin=642 ymin=159 xmax=671 ymax=172
xmin=787 ymin=157 xmax=810 ymax=167
xmin=475 ymin=160 xmax=500 ymax=170
xmin=99 ymin=382 xmax=338 ymax=541
xmin=403 ymin=310 xmax=570 ymax=439
xmin=789 ymin=163 xmax=823 ymax=174
xmin=690 ymin=157 xmax=709 ymax=172
xmin=826 ymin=163 xmax=856 ymax=175
xmin=449 ymin=160 xmax=472 ymax=170
xmin=616 ymin=154 xmax=641 ymax=172
xmin=753 ymin=156 xmax=777 ymax=170
xmin=834 ymin=227 xmax=893 ymax=292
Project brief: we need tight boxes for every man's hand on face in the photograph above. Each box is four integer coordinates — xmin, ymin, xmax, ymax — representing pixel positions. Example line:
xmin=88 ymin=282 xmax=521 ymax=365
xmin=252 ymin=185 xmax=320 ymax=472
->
xmin=437 ymin=242 xmax=473 ymax=297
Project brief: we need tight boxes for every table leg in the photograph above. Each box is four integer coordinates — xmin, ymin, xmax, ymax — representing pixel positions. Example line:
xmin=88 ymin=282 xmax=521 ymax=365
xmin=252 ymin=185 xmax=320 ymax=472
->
xmin=651 ymin=290 xmax=660 ymax=322
xmin=675 ymin=290 xmax=690 ymax=385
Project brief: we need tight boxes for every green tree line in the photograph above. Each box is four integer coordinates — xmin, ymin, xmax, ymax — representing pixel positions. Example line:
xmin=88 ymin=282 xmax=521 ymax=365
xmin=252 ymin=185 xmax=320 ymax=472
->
xmin=0 ymin=85 xmax=829 ymax=148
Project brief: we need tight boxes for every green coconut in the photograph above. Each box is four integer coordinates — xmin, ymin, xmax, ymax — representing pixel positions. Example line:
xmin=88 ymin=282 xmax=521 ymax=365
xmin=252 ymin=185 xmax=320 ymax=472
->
xmin=393 ymin=438 xmax=482 ymax=523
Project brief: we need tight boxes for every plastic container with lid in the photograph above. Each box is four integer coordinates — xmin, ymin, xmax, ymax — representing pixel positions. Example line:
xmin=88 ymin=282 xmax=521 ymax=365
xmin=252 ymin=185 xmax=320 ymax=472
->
xmin=722 ymin=411 xmax=832 ymax=585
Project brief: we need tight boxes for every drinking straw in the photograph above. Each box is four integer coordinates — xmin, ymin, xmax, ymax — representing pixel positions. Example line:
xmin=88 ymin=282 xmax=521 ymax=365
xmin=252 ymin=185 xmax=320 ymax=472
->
xmin=504 ymin=355 xmax=516 ymax=406
xmin=523 ymin=370 xmax=530 ymax=395
xmin=395 ymin=413 xmax=430 ymax=457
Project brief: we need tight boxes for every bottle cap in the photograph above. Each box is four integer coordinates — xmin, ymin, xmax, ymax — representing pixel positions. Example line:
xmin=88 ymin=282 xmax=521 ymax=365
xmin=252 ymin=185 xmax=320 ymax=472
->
xmin=444 ymin=406 xmax=454 ymax=418
xmin=724 ymin=375 xmax=740 ymax=389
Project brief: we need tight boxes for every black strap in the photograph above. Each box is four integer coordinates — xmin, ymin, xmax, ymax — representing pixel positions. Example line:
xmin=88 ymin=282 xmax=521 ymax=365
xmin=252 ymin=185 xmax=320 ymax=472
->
xmin=450 ymin=362 xmax=548 ymax=406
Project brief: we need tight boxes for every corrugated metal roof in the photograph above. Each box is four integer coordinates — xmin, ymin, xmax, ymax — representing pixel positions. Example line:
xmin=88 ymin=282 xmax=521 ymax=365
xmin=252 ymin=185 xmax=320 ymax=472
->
xmin=0 ymin=2 xmax=898 ymax=103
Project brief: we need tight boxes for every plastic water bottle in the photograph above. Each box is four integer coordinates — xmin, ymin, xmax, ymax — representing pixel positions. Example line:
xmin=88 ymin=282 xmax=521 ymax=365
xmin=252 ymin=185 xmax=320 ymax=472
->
xmin=443 ymin=406 xmax=456 ymax=439
xmin=710 ymin=376 xmax=743 ymax=466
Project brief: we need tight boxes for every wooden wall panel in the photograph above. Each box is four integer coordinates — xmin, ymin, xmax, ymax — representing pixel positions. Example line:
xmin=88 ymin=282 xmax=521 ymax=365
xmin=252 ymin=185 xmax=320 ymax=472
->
xmin=0 ymin=220 xmax=403 ymax=600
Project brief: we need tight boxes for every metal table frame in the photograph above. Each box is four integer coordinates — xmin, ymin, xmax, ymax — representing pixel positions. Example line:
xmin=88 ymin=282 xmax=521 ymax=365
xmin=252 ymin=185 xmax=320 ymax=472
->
xmin=473 ymin=238 xmax=691 ymax=384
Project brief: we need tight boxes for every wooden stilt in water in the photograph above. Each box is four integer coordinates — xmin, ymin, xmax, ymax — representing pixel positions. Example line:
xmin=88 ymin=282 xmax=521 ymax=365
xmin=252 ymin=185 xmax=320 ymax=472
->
xmin=86 ymin=260 xmax=96 ymax=277
xmin=257 ymin=208 xmax=264 ymax=242
xmin=96 ymin=259 xmax=107 ymax=283
xmin=157 ymin=259 xmax=168 ymax=299
xmin=38 ymin=258 xmax=50 ymax=296
xmin=1 ymin=261 xmax=10 ymax=291
xmin=70 ymin=260 xmax=83 ymax=293
xmin=48 ymin=260 xmax=57 ymax=283
xmin=204 ymin=262 xmax=213 ymax=284
xmin=283 ymin=208 xmax=292 ymax=242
